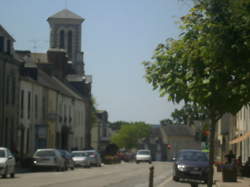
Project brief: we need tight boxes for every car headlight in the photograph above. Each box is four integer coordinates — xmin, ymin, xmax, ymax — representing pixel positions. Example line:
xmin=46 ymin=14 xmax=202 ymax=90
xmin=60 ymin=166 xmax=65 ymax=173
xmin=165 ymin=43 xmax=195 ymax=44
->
xmin=177 ymin=164 xmax=186 ymax=171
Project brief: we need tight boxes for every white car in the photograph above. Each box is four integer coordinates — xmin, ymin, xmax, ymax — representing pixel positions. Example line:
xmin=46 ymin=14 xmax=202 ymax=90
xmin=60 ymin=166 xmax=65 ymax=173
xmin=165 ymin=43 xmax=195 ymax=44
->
xmin=72 ymin=151 xmax=90 ymax=167
xmin=136 ymin=149 xmax=152 ymax=164
xmin=32 ymin=149 xmax=65 ymax=171
xmin=0 ymin=147 xmax=15 ymax=178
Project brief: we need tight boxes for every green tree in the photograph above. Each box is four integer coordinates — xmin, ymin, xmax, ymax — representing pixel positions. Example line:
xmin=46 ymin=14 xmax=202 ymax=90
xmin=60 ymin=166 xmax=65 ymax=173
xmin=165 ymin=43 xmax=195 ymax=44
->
xmin=171 ymin=103 xmax=208 ymax=125
xmin=144 ymin=0 xmax=250 ymax=186
xmin=160 ymin=118 xmax=174 ymax=125
xmin=109 ymin=121 xmax=128 ymax=130
xmin=111 ymin=122 xmax=151 ymax=149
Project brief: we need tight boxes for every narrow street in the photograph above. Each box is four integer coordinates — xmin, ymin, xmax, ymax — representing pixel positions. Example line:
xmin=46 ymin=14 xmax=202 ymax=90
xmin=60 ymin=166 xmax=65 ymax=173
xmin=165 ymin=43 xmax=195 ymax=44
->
xmin=0 ymin=162 xmax=207 ymax=187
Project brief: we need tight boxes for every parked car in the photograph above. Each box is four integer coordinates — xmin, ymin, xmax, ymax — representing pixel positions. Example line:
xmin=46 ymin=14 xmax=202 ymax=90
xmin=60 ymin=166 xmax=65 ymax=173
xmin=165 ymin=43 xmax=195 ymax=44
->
xmin=72 ymin=151 xmax=91 ymax=168
xmin=84 ymin=150 xmax=102 ymax=167
xmin=0 ymin=147 xmax=15 ymax=178
xmin=59 ymin=150 xmax=75 ymax=170
xmin=136 ymin=149 xmax=152 ymax=164
xmin=172 ymin=149 xmax=209 ymax=186
xmin=32 ymin=149 xmax=65 ymax=171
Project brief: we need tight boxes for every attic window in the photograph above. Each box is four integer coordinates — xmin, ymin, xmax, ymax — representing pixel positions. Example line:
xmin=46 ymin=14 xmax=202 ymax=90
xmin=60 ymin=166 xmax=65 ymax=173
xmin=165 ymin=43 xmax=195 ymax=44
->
xmin=7 ymin=39 xmax=11 ymax=54
xmin=0 ymin=36 xmax=4 ymax=53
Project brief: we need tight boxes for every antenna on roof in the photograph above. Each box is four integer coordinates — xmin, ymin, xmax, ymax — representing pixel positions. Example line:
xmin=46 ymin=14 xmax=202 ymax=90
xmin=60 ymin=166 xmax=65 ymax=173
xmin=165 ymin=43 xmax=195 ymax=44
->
xmin=29 ymin=40 xmax=48 ymax=52
xmin=29 ymin=40 xmax=38 ymax=52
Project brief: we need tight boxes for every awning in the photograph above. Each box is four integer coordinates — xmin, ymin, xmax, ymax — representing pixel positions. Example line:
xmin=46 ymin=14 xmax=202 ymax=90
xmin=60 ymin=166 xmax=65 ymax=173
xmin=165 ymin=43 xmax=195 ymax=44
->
xmin=229 ymin=131 xmax=250 ymax=144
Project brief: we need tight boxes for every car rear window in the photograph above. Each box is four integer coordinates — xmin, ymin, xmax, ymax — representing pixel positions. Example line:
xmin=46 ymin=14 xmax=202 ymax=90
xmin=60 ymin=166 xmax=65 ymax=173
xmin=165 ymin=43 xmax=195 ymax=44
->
xmin=178 ymin=151 xmax=208 ymax=162
xmin=35 ymin=150 xmax=56 ymax=157
xmin=0 ymin=150 xmax=5 ymax=158
xmin=137 ymin=150 xmax=150 ymax=155
xmin=86 ymin=152 xmax=95 ymax=156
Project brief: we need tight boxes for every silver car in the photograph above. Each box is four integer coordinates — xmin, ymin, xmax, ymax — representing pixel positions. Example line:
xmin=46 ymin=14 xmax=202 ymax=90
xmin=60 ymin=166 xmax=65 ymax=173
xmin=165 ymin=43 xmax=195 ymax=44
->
xmin=72 ymin=151 xmax=91 ymax=168
xmin=32 ymin=149 xmax=65 ymax=171
xmin=0 ymin=147 xmax=15 ymax=178
xmin=85 ymin=150 xmax=102 ymax=167
xmin=136 ymin=149 xmax=152 ymax=164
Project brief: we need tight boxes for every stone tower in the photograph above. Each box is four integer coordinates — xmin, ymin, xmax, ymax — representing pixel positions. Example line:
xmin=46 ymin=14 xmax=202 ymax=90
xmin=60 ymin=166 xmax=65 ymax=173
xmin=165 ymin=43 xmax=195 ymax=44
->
xmin=47 ymin=9 xmax=85 ymax=75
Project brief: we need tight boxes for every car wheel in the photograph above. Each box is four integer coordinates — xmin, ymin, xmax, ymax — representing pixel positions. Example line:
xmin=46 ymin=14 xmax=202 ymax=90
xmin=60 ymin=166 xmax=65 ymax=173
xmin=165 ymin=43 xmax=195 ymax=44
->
xmin=31 ymin=166 xmax=37 ymax=172
xmin=64 ymin=164 xmax=68 ymax=171
xmin=56 ymin=166 xmax=61 ymax=171
xmin=173 ymin=175 xmax=179 ymax=181
xmin=2 ymin=167 xmax=8 ymax=178
xmin=10 ymin=172 xmax=15 ymax=178
xmin=190 ymin=183 xmax=198 ymax=187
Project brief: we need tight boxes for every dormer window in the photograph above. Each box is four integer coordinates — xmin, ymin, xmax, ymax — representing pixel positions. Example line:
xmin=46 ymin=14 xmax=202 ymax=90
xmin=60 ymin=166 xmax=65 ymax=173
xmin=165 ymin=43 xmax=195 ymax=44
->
xmin=0 ymin=36 xmax=4 ymax=53
xmin=7 ymin=39 xmax=11 ymax=54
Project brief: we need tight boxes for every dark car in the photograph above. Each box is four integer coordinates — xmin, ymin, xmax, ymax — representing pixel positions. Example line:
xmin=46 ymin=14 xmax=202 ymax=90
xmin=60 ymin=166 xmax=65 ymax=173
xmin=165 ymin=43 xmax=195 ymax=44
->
xmin=172 ymin=149 xmax=209 ymax=185
xmin=59 ymin=150 xmax=75 ymax=170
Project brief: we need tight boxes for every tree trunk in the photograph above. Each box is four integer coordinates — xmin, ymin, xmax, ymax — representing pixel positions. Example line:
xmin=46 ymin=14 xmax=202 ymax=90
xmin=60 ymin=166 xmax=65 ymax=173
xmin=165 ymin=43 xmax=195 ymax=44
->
xmin=207 ymin=113 xmax=216 ymax=187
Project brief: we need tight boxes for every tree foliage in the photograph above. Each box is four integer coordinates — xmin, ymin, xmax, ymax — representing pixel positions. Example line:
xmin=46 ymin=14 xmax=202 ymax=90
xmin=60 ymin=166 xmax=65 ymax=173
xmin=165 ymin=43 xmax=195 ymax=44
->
xmin=161 ymin=103 xmax=208 ymax=126
xmin=160 ymin=118 xmax=174 ymax=125
xmin=109 ymin=121 xmax=127 ymax=131
xmin=144 ymin=0 xmax=250 ymax=186
xmin=111 ymin=122 xmax=151 ymax=150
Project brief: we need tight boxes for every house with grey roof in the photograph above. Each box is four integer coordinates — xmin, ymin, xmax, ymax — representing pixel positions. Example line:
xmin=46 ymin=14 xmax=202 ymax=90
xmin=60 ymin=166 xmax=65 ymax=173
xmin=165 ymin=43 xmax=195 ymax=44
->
xmin=160 ymin=125 xmax=201 ymax=160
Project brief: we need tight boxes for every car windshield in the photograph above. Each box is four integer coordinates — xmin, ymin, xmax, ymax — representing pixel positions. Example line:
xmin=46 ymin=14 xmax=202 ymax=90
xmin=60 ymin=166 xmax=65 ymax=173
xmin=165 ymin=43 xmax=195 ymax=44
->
xmin=72 ymin=152 xmax=87 ymax=157
xmin=178 ymin=151 xmax=208 ymax=162
xmin=35 ymin=151 xmax=56 ymax=157
xmin=0 ymin=150 xmax=5 ymax=158
xmin=137 ymin=151 xmax=150 ymax=155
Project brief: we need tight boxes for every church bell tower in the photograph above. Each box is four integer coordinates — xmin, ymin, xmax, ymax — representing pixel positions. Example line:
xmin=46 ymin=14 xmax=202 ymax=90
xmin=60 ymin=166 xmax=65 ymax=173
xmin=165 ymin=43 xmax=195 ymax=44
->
xmin=47 ymin=9 xmax=85 ymax=75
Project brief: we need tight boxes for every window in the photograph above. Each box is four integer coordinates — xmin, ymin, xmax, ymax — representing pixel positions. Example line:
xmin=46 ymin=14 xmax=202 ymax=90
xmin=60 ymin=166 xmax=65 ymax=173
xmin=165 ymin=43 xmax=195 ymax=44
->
xmin=20 ymin=90 xmax=24 ymax=118
xmin=26 ymin=128 xmax=30 ymax=154
xmin=67 ymin=31 xmax=72 ymax=59
xmin=0 ymin=36 xmax=4 ymax=52
xmin=11 ymin=76 xmax=15 ymax=105
xmin=59 ymin=30 xmax=65 ymax=49
xmin=42 ymin=96 xmax=46 ymax=119
xmin=5 ymin=118 xmax=8 ymax=145
xmin=69 ymin=106 xmax=71 ymax=123
xmin=7 ymin=39 xmax=11 ymax=54
xmin=28 ymin=92 xmax=31 ymax=119
xmin=6 ymin=76 xmax=10 ymax=105
xmin=35 ymin=94 xmax=38 ymax=119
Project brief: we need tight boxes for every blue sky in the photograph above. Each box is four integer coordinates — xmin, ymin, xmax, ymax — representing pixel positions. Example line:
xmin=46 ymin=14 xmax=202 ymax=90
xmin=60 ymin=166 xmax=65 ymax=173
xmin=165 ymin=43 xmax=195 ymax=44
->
xmin=0 ymin=0 xmax=192 ymax=124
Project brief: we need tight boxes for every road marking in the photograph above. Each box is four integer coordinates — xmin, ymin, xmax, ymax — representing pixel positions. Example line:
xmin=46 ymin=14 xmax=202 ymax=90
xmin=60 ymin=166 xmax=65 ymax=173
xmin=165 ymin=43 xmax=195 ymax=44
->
xmin=157 ymin=176 xmax=172 ymax=187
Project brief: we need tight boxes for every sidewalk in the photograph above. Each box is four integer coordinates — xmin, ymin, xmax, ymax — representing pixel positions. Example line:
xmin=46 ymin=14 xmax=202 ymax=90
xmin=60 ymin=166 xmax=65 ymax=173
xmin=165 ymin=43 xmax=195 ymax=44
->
xmin=214 ymin=169 xmax=250 ymax=187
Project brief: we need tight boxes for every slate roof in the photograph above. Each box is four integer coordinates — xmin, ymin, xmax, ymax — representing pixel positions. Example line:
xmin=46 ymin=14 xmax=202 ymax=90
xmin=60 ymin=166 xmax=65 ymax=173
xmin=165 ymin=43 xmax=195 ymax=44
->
xmin=0 ymin=25 xmax=15 ymax=41
xmin=32 ymin=69 xmax=82 ymax=101
xmin=160 ymin=125 xmax=194 ymax=137
xmin=31 ymin=53 xmax=48 ymax=64
xmin=48 ymin=9 xmax=84 ymax=21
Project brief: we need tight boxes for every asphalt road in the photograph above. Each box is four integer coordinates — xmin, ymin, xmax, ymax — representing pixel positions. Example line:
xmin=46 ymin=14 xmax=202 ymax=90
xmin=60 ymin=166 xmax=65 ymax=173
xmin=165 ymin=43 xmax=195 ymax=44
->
xmin=0 ymin=162 xmax=208 ymax=187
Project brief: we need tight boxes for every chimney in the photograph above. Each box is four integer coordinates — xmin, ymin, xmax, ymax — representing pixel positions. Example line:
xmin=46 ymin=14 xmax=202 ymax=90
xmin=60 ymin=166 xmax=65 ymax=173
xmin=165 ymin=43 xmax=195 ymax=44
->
xmin=47 ymin=48 xmax=71 ymax=79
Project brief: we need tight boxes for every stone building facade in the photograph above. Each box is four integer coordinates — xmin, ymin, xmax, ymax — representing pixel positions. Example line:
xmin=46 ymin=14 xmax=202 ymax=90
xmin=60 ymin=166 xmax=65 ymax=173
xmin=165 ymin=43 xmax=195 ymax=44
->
xmin=0 ymin=25 xmax=20 ymax=154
